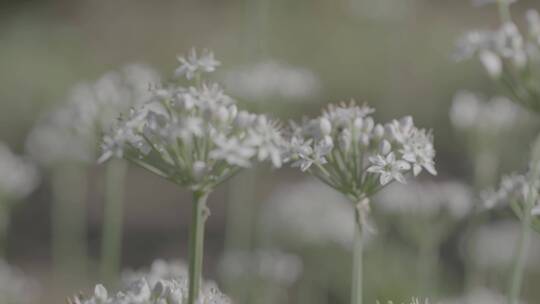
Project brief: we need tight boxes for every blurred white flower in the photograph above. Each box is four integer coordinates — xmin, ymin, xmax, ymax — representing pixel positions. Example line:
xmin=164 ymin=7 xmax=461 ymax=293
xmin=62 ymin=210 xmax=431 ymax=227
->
xmin=100 ymin=51 xmax=285 ymax=191
xmin=175 ymin=48 xmax=220 ymax=80
xmin=218 ymin=249 xmax=303 ymax=286
xmin=481 ymin=167 xmax=540 ymax=217
xmin=479 ymin=50 xmax=503 ymax=78
xmin=367 ymin=152 xmax=410 ymax=185
xmin=71 ymin=277 xmax=230 ymax=304
xmin=223 ymin=60 xmax=320 ymax=102
xmin=377 ymin=181 xmax=473 ymax=220
xmin=283 ymin=102 xmax=436 ymax=200
xmin=122 ymin=259 xmax=188 ymax=287
xmin=470 ymin=221 xmax=540 ymax=270
xmin=441 ymin=288 xmax=512 ymax=304
xmin=26 ymin=64 xmax=159 ymax=166
xmin=0 ymin=143 xmax=39 ymax=201
xmin=450 ymin=91 xmax=525 ymax=133
xmin=0 ymin=260 xmax=39 ymax=304
xmin=261 ymin=179 xmax=362 ymax=249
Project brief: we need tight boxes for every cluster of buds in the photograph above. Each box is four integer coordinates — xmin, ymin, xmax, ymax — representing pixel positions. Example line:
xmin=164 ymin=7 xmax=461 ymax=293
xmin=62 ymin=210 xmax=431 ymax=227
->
xmin=99 ymin=49 xmax=285 ymax=192
xmin=283 ymin=101 xmax=436 ymax=202
xmin=70 ymin=278 xmax=230 ymax=304
xmin=456 ymin=6 xmax=540 ymax=112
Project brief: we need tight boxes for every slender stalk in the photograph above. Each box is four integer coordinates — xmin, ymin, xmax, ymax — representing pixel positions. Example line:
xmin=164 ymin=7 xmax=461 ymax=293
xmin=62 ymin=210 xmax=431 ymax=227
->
xmin=0 ymin=203 xmax=10 ymax=259
xmin=100 ymin=160 xmax=128 ymax=283
xmin=188 ymin=190 xmax=209 ymax=304
xmin=417 ymin=235 xmax=439 ymax=296
xmin=508 ymin=207 xmax=532 ymax=304
xmin=351 ymin=200 xmax=367 ymax=304
xmin=51 ymin=164 xmax=88 ymax=286
xmin=222 ymin=170 xmax=257 ymax=302
xmin=497 ymin=0 xmax=512 ymax=24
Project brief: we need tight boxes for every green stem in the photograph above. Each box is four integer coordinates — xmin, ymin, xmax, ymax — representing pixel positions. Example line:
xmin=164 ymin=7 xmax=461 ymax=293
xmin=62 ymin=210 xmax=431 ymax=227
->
xmin=508 ymin=207 xmax=532 ymax=304
xmin=417 ymin=235 xmax=439 ymax=296
xmin=0 ymin=202 xmax=11 ymax=259
xmin=497 ymin=0 xmax=512 ymax=24
xmin=351 ymin=201 xmax=366 ymax=304
xmin=188 ymin=190 xmax=209 ymax=304
xmin=51 ymin=164 xmax=88 ymax=286
xmin=100 ymin=160 xmax=128 ymax=283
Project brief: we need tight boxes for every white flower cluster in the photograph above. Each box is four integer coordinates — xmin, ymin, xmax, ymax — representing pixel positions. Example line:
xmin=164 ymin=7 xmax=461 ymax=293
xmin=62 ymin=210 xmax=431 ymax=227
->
xmin=219 ymin=249 xmax=303 ymax=286
xmin=71 ymin=278 xmax=230 ymax=304
xmin=376 ymin=180 xmax=473 ymax=220
xmin=261 ymin=179 xmax=359 ymax=249
xmin=0 ymin=259 xmax=39 ymax=304
xmin=456 ymin=8 xmax=540 ymax=110
xmin=222 ymin=60 xmax=320 ymax=102
xmin=283 ymin=102 xmax=436 ymax=200
xmin=26 ymin=64 xmax=159 ymax=166
xmin=450 ymin=91 xmax=525 ymax=134
xmin=482 ymin=170 xmax=540 ymax=216
xmin=99 ymin=50 xmax=285 ymax=191
xmin=0 ymin=143 xmax=39 ymax=201
xmin=122 ymin=259 xmax=188 ymax=287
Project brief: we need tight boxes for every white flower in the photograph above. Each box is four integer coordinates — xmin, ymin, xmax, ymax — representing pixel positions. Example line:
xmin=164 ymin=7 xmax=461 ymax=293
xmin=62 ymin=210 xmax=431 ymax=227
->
xmin=122 ymin=259 xmax=188 ymax=287
xmin=450 ymin=91 xmax=525 ymax=133
xmin=209 ymin=135 xmax=256 ymax=168
xmin=479 ymin=49 xmax=503 ymax=78
xmin=219 ymin=249 xmax=303 ymax=286
xmin=367 ymin=152 xmax=411 ymax=185
xmin=175 ymin=48 xmax=220 ymax=80
xmin=101 ymin=51 xmax=284 ymax=191
xmin=72 ymin=277 xmax=230 ymax=304
xmin=377 ymin=181 xmax=473 ymax=219
xmin=0 ymin=143 xmax=39 ymax=201
xmin=284 ymin=101 xmax=436 ymax=199
xmin=222 ymin=60 xmax=320 ymax=102
xmin=26 ymin=64 xmax=159 ymax=166
xmin=441 ymin=288 xmax=511 ymax=304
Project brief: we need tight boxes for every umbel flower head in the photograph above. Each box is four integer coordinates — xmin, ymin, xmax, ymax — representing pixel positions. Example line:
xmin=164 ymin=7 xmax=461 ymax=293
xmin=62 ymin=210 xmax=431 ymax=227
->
xmin=26 ymin=64 xmax=159 ymax=166
xmin=99 ymin=49 xmax=285 ymax=191
xmin=455 ymin=7 xmax=540 ymax=112
xmin=70 ymin=278 xmax=230 ymax=304
xmin=283 ymin=101 xmax=436 ymax=201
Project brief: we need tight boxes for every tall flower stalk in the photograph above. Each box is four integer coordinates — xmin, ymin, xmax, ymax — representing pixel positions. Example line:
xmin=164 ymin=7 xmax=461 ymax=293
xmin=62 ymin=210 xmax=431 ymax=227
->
xmin=483 ymin=145 xmax=540 ymax=304
xmin=283 ymin=102 xmax=437 ymax=304
xmin=99 ymin=49 xmax=284 ymax=304
xmin=100 ymin=159 xmax=128 ymax=282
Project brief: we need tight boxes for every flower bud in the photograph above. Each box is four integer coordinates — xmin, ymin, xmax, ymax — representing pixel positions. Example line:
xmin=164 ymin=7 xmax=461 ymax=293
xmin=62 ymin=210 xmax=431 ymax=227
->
xmin=319 ymin=117 xmax=332 ymax=136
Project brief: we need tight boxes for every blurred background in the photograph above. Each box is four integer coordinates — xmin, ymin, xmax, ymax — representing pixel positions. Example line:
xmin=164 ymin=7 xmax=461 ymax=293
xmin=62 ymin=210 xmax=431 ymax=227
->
xmin=2 ymin=0 xmax=540 ymax=303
